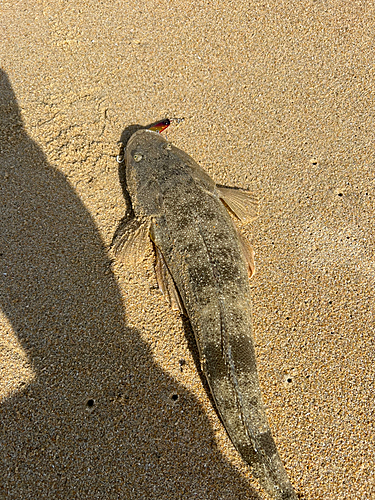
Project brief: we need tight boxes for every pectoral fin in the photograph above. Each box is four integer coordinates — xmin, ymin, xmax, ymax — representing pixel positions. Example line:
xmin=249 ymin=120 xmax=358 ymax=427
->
xmin=111 ymin=216 xmax=151 ymax=265
xmin=236 ymin=229 xmax=255 ymax=279
xmin=154 ymin=245 xmax=184 ymax=313
xmin=217 ymin=185 xmax=259 ymax=223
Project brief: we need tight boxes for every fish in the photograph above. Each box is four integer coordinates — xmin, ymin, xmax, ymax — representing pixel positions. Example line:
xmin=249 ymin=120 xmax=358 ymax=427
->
xmin=113 ymin=119 xmax=298 ymax=500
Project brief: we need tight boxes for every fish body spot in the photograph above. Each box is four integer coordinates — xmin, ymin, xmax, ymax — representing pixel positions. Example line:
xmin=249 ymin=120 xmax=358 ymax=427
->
xmin=237 ymin=442 xmax=258 ymax=464
xmin=203 ymin=341 xmax=228 ymax=380
xmin=258 ymin=430 xmax=278 ymax=458
xmin=229 ymin=333 xmax=257 ymax=374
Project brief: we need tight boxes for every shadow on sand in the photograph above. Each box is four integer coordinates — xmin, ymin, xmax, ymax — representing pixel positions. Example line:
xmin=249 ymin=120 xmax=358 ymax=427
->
xmin=0 ymin=70 xmax=260 ymax=499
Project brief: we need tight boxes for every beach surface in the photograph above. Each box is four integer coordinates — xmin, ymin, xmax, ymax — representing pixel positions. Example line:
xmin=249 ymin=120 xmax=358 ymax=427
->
xmin=1 ymin=1 xmax=374 ymax=499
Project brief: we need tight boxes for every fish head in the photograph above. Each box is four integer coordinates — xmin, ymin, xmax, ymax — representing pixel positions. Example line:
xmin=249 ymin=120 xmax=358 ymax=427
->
xmin=125 ymin=128 xmax=171 ymax=217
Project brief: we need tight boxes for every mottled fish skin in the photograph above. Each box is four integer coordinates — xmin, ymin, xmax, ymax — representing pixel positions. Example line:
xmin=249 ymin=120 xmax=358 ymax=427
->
xmin=119 ymin=128 xmax=297 ymax=500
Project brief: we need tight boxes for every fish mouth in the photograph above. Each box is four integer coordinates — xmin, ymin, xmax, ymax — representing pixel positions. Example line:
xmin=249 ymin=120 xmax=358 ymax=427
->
xmin=118 ymin=119 xmax=170 ymax=156
xmin=147 ymin=118 xmax=170 ymax=133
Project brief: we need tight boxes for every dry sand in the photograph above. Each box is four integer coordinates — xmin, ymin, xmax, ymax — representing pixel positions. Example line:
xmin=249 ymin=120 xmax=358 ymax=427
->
xmin=0 ymin=1 xmax=374 ymax=499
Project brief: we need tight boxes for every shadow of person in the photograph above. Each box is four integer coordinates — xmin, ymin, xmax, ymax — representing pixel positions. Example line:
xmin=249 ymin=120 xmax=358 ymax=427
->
xmin=0 ymin=70 xmax=260 ymax=499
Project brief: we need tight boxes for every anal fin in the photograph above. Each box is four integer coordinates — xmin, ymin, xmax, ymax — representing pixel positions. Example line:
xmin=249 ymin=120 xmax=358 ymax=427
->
xmin=154 ymin=245 xmax=184 ymax=313
xmin=236 ymin=229 xmax=255 ymax=279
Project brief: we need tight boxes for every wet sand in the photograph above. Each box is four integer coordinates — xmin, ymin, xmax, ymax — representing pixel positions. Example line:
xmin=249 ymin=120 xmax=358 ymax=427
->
xmin=1 ymin=1 xmax=374 ymax=499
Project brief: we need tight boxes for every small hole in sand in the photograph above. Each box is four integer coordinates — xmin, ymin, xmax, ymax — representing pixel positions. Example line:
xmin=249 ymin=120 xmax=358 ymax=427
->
xmin=87 ymin=399 xmax=94 ymax=407
xmin=171 ymin=394 xmax=179 ymax=402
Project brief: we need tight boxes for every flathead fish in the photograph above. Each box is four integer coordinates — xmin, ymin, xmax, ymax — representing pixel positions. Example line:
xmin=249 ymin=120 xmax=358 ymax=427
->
xmin=113 ymin=119 xmax=298 ymax=500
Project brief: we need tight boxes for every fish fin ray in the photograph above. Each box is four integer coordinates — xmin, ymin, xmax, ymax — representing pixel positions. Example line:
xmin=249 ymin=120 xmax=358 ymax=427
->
xmin=154 ymin=245 xmax=184 ymax=313
xmin=111 ymin=216 xmax=151 ymax=265
xmin=236 ymin=229 xmax=255 ymax=279
xmin=217 ymin=185 xmax=259 ymax=223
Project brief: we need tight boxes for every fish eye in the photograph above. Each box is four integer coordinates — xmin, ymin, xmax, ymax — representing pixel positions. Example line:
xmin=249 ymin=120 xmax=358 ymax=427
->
xmin=133 ymin=153 xmax=143 ymax=162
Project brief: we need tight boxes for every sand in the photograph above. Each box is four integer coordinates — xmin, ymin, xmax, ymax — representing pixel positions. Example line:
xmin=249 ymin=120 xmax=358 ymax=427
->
xmin=0 ymin=1 xmax=374 ymax=499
